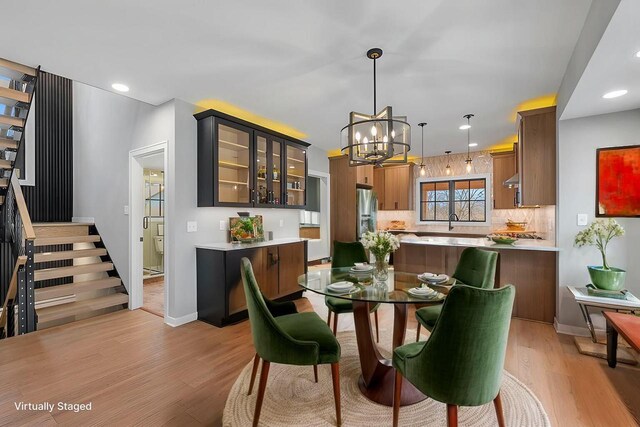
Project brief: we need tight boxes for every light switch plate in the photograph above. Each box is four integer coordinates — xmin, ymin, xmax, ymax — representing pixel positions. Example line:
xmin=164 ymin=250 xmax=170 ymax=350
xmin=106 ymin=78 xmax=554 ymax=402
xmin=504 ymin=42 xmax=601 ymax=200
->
xmin=279 ymin=219 xmax=284 ymax=228
xmin=187 ymin=221 xmax=198 ymax=233
xmin=577 ymin=213 xmax=588 ymax=226
xmin=219 ymin=220 xmax=226 ymax=231
xmin=123 ymin=205 xmax=129 ymax=215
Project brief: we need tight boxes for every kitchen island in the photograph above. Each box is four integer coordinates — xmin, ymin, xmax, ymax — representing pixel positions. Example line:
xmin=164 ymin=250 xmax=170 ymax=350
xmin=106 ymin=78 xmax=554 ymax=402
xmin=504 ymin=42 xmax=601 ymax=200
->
xmin=394 ymin=235 xmax=558 ymax=323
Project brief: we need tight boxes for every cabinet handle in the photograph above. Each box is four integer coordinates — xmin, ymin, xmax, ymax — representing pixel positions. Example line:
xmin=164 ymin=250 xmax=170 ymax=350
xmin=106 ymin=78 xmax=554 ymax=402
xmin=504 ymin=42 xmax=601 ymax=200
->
xmin=395 ymin=201 xmax=398 ymax=210
xmin=250 ymin=188 xmax=255 ymax=204
xmin=365 ymin=177 xmax=368 ymax=184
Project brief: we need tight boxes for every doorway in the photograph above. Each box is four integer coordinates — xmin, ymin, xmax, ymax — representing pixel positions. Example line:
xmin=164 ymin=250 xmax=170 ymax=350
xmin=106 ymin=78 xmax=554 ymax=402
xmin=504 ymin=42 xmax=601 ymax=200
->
xmin=129 ymin=142 xmax=170 ymax=322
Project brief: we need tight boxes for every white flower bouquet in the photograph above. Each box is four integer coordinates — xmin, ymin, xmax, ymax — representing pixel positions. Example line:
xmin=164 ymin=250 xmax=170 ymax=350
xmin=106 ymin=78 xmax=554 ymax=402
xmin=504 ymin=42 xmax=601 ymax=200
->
xmin=574 ymin=218 xmax=624 ymax=270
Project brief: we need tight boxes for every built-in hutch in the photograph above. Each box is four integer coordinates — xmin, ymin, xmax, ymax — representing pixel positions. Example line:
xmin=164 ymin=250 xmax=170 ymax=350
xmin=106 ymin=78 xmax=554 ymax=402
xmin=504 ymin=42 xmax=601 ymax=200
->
xmin=195 ymin=109 xmax=309 ymax=209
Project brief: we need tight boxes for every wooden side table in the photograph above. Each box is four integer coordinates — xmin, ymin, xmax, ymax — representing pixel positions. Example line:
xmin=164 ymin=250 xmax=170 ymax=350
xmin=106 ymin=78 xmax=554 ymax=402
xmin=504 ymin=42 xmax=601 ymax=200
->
xmin=603 ymin=312 xmax=640 ymax=368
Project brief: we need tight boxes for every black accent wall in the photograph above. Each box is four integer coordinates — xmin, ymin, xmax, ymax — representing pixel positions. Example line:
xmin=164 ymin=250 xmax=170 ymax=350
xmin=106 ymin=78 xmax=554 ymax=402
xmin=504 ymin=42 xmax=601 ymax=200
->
xmin=22 ymin=71 xmax=73 ymax=222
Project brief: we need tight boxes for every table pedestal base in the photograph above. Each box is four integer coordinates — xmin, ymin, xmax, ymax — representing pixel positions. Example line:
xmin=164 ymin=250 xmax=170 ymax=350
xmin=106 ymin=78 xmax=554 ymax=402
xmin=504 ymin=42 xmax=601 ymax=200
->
xmin=353 ymin=300 xmax=427 ymax=407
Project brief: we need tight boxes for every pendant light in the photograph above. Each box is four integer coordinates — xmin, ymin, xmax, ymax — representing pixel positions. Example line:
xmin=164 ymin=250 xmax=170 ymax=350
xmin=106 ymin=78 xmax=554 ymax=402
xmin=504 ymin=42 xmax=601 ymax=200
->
xmin=445 ymin=150 xmax=452 ymax=175
xmin=418 ymin=122 xmax=427 ymax=176
xmin=463 ymin=114 xmax=474 ymax=173
xmin=341 ymin=48 xmax=411 ymax=166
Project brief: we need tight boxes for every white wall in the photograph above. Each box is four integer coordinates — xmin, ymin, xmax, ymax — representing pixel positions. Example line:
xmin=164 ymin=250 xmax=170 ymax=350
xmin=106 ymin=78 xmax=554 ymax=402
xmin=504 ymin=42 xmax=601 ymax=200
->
xmin=557 ymin=108 xmax=640 ymax=328
xmin=73 ymin=82 xmax=174 ymax=290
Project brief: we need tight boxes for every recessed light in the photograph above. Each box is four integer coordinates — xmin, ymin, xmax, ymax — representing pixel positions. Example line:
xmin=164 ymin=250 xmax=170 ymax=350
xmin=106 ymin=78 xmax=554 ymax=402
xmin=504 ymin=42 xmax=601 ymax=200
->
xmin=468 ymin=143 xmax=478 ymax=147
xmin=111 ymin=83 xmax=130 ymax=92
xmin=602 ymin=89 xmax=628 ymax=99
xmin=635 ymin=50 xmax=640 ymax=58
xmin=459 ymin=124 xmax=471 ymax=130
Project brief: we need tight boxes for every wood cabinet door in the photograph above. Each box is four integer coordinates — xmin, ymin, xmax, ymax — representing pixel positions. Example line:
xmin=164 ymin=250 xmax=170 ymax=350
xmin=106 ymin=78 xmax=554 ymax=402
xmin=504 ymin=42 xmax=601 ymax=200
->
xmin=277 ymin=242 xmax=306 ymax=297
xmin=373 ymin=167 xmax=385 ymax=210
xmin=226 ymin=248 xmax=267 ymax=315
xmin=383 ymin=167 xmax=399 ymax=209
xmin=356 ymin=165 xmax=374 ymax=186
xmin=383 ymin=165 xmax=413 ymax=210
xmin=518 ymin=107 xmax=556 ymax=206
xmin=491 ymin=152 xmax=516 ymax=209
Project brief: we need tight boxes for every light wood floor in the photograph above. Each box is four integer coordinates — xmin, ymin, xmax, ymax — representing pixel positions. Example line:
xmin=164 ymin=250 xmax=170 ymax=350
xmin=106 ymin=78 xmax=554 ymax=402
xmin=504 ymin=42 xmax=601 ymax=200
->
xmin=142 ymin=278 xmax=164 ymax=318
xmin=0 ymin=293 xmax=638 ymax=426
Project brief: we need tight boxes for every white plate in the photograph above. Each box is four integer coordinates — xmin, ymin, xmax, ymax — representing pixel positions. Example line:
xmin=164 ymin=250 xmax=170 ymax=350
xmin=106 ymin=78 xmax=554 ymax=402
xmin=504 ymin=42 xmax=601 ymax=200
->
xmin=352 ymin=264 xmax=374 ymax=271
xmin=418 ymin=273 xmax=449 ymax=283
xmin=408 ymin=288 xmax=442 ymax=299
xmin=327 ymin=281 xmax=353 ymax=291
xmin=408 ymin=287 xmax=437 ymax=296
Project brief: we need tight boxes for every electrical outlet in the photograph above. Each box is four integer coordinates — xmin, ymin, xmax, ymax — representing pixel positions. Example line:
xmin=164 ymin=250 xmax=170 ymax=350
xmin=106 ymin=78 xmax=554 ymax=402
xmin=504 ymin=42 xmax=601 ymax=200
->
xmin=123 ymin=205 xmax=129 ymax=215
xmin=577 ymin=213 xmax=588 ymax=226
xmin=219 ymin=220 xmax=227 ymax=231
xmin=187 ymin=221 xmax=198 ymax=233
xmin=279 ymin=219 xmax=284 ymax=228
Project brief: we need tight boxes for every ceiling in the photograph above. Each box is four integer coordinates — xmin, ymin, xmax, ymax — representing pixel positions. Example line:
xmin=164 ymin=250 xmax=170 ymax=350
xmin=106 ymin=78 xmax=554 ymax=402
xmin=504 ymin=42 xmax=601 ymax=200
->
xmin=561 ymin=0 xmax=640 ymax=120
xmin=3 ymin=0 xmax=591 ymax=155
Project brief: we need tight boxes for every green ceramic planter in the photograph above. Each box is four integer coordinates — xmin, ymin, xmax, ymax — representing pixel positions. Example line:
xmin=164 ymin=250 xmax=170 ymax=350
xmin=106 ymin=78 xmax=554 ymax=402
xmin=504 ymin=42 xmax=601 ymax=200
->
xmin=588 ymin=266 xmax=626 ymax=291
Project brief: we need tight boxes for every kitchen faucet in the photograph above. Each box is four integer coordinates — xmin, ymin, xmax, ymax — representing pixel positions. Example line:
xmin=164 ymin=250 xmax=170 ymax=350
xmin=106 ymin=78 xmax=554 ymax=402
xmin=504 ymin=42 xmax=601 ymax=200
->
xmin=448 ymin=213 xmax=459 ymax=231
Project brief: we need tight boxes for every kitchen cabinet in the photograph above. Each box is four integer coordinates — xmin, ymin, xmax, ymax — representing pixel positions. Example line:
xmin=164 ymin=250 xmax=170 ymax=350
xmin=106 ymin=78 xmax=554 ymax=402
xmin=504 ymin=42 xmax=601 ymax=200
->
xmin=516 ymin=106 xmax=556 ymax=206
xmin=196 ymin=240 xmax=307 ymax=327
xmin=195 ymin=109 xmax=309 ymax=209
xmin=374 ymin=167 xmax=385 ymax=210
xmin=379 ymin=164 xmax=415 ymax=210
xmin=329 ymin=155 xmax=358 ymax=244
xmin=356 ymin=165 xmax=374 ymax=186
xmin=491 ymin=149 xmax=517 ymax=209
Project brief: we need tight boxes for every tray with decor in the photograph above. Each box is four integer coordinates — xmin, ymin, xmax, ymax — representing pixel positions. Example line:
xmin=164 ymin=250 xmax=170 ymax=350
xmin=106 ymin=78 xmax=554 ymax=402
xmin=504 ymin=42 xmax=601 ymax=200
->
xmin=586 ymin=284 xmax=628 ymax=300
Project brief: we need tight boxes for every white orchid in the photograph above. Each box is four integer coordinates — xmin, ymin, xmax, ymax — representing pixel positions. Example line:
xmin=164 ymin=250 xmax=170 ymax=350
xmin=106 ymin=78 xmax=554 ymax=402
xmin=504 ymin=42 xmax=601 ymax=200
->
xmin=574 ymin=218 xmax=624 ymax=270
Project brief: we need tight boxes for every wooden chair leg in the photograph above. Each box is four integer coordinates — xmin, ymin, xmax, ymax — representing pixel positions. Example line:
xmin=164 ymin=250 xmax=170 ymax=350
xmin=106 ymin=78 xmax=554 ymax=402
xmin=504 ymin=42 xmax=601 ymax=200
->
xmin=313 ymin=364 xmax=318 ymax=383
xmin=332 ymin=313 xmax=338 ymax=335
xmin=374 ymin=310 xmax=380 ymax=343
xmin=446 ymin=404 xmax=458 ymax=427
xmin=327 ymin=311 xmax=332 ymax=326
xmin=392 ymin=369 xmax=403 ymax=427
xmin=493 ymin=392 xmax=506 ymax=427
xmin=331 ymin=362 xmax=342 ymax=426
xmin=248 ymin=353 xmax=260 ymax=395
xmin=253 ymin=360 xmax=270 ymax=427
xmin=416 ymin=323 xmax=421 ymax=342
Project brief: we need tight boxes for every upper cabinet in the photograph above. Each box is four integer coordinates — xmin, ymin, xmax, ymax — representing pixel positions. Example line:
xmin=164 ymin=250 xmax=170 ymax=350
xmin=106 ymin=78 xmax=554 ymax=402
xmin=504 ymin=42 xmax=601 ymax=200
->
xmin=516 ymin=106 xmax=556 ymax=206
xmin=356 ymin=165 xmax=374 ymax=186
xmin=491 ymin=149 xmax=516 ymax=209
xmin=196 ymin=109 xmax=309 ymax=208
xmin=375 ymin=164 xmax=415 ymax=210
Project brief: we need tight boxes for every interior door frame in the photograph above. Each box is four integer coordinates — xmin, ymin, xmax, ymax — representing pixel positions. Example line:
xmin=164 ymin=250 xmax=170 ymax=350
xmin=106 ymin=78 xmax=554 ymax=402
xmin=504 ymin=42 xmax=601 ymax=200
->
xmin=129 ymin=141 xmax=170 ymax=322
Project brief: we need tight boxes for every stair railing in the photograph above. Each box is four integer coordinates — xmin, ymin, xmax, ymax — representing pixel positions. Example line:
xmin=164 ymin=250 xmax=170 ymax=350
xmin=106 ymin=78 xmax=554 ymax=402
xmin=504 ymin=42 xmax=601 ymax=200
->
xmin=0 ymin=173 xmax=36 ymax=337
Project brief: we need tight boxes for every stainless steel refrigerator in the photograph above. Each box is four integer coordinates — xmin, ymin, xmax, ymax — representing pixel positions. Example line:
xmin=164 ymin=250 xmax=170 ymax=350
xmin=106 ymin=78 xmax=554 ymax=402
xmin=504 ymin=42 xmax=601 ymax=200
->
xmin=356 ymin=188 xmax=378 ymax=239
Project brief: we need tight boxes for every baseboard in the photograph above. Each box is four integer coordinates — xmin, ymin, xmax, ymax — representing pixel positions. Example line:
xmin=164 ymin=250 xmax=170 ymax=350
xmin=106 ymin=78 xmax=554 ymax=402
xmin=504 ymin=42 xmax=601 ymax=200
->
xmin=72 ymin=216 xmax=95 ymax=224
xmin=554 ymin=318 xmax=595 ymax=337
xmin=165 ymin=312 xmax=198 ymax=327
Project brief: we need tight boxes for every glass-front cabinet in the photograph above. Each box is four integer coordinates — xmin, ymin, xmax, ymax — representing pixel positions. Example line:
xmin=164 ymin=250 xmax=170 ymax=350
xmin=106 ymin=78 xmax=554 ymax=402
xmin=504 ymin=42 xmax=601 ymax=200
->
xmin=196 ymin=110 xmax=309 ymax=209
xmin=284 ymin=143 xmax=307 ymax=207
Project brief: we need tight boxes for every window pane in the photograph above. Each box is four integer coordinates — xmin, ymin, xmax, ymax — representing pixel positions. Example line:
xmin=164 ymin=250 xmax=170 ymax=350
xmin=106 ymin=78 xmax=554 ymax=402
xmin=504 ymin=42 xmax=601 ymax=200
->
xmin=435 ymin=202 xmax=449 ymax=221
xmin=470 ymin=201 xmax=486 ymax=221
xmin=469 ymin=179 xmax=486 ymax=201
xmin=421 ymin=183 xmax=435 ymax=201
xmin=454 ymin=201 xmax=470 ymax=221
xmin=421 ymin=202 xmax=435 ymax=221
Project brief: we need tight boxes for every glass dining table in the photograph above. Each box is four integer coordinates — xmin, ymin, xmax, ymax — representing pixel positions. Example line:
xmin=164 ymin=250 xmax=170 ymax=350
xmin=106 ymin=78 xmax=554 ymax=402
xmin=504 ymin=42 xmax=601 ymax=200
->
xmin=298 ymin=266 xmax=449 ymax=407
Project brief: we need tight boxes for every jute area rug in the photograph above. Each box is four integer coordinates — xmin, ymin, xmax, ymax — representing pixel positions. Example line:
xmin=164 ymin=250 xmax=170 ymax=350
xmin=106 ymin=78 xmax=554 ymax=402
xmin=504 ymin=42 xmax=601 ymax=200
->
xmin=223 ymin=330 xmax=550 ymax=426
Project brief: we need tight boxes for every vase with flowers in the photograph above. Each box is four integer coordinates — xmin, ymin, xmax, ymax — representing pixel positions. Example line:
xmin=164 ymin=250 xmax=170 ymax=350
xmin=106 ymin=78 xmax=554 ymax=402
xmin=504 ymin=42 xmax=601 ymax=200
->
xmin=574 ymin=218 xmax=626 ymax=290
xmin=361 ymin=230 xmax=400 ymax=286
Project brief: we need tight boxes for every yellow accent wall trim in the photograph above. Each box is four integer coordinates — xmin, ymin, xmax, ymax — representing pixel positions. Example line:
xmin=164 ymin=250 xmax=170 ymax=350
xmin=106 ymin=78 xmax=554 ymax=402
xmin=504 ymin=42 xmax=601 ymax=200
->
xmin=510 ymin=94 xmax=557 ymax=122
xmin=195 ymin=99 xmax=307 ymax=140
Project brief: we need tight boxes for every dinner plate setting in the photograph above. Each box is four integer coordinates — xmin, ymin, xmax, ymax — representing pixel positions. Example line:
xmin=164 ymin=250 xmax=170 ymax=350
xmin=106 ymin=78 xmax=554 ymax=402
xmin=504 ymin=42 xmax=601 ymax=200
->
xmin=407 ymin=286 xmax=444 ymax=300
xmin=417 ymin=272 xmax=449 ymax=284
xmin=327 ymin=281 xmax=356 ymax=293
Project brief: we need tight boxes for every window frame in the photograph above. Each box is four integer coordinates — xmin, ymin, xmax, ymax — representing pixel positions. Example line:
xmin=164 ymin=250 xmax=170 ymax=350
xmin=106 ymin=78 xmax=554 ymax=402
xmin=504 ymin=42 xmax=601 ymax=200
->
xmin=415 ymin=173 xmax=492 ymax=226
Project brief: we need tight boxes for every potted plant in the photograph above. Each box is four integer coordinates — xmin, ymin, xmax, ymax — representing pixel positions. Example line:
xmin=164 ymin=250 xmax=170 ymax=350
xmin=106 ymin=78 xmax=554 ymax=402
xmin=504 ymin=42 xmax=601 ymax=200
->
xmin=361 ymin=230 xmax=400 ymax=285
xmin=574 ymin=218 xmax=626 ymax=290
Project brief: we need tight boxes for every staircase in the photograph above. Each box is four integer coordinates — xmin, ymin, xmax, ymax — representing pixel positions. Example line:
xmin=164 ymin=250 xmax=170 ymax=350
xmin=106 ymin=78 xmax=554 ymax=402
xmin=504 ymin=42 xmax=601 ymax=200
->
xmin=32 ymin=223 xmax=128 ymax=330
xmin=0 ymin=58 xmax=38 ymax=205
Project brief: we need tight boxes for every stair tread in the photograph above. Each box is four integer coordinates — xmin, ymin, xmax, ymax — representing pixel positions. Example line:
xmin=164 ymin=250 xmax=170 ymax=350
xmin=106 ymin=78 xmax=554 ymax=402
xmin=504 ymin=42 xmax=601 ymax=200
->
xmin=34 ymin=235 xmax=101 ymax=246
xmin=0 ymin=137 xmax=18 ymax=150
xmin=34 ymin=248 xmax=107 ymax=263
xmin=0 ymin=114 xmax=24 ymax=128
xmin=0 ymin=159 xmax=12 ymax=168
xmin=0 ymin=178 xmax=7 ymax=188
xmin=34 ymin=262 xmax=113 ymax=281
xmin=35 ymin=277 xmax=122 ymax=301
xmin=0 ymin=58 xmax=37 ymax=77
xmin=0 ymin=86 xmax=30 ymax=104
xmin=37 ymin=293 xmax=128 ymax=324
xmin=33 ymin=222 xmax=95 ymax=227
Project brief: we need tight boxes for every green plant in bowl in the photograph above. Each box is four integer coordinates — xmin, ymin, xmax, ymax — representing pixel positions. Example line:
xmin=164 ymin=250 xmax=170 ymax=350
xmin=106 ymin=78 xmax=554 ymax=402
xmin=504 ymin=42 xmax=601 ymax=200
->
xmin=489 ymin=235 xmax=517 ymax=245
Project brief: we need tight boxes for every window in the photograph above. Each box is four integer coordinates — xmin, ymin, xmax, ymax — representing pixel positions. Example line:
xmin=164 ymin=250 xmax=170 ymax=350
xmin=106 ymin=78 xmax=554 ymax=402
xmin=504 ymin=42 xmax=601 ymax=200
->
xmin=419 ymin=178 xmax=487 ymax=223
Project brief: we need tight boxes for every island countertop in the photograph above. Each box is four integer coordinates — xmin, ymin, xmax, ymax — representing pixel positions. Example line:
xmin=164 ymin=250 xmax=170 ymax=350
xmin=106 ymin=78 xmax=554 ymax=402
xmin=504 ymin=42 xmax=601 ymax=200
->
xmin=196 ymin=238 xmax=308 ymax=251
xmin=398 ymin=235 xmax=559 ymax=252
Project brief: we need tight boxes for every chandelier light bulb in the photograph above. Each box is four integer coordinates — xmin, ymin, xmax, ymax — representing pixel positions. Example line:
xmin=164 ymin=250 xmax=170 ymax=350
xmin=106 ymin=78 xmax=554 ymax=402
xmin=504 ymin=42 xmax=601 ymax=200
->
xmin=355 ymin=131 xmax=361 ymax=141
xmin=371 ymin=126 xmax=377 ymax=137
xmin=391 ymin=129 xmax=396 ymax=139
xmin=382 ymin=135 xmax=388 ymax=143
xmin=363 ymin=136 xmax=368 ymax=145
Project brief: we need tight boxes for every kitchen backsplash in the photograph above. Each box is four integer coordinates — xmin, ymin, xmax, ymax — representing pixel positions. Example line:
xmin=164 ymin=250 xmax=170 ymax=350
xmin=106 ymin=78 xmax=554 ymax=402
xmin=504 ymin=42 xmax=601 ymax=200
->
xmin=376 ymin=150 xmax=556 ymax=243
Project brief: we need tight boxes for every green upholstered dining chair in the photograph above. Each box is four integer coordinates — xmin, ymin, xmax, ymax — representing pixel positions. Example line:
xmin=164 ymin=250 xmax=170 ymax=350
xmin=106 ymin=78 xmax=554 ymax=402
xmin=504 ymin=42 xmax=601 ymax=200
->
xmin=415 ymin=247 xmax=498 ymax=341
xmin=393 ymin=284 xmax=515 ymax=427
xmin=326 ymin=241 xmax=380 ymax=341
xmin=241 ymin=258 xmax=342 ymax=427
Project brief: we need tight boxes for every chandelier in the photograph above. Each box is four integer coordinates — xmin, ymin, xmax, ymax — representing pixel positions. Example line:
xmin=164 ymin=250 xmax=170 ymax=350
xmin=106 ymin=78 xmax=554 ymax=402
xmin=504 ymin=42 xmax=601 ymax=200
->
xmin=341 ymin=48 xmax=411 ymax=166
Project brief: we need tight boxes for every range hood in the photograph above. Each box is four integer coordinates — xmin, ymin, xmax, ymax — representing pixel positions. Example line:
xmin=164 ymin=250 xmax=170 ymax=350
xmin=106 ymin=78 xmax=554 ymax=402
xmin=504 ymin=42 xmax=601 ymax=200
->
xmin=503 ymin=173 xmax=519 ymax=188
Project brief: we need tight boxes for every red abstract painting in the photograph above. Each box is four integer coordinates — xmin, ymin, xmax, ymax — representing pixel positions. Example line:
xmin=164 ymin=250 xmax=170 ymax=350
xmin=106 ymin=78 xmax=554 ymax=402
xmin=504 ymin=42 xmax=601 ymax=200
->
xmin=596 ymin=145 xmax=640 ymax=217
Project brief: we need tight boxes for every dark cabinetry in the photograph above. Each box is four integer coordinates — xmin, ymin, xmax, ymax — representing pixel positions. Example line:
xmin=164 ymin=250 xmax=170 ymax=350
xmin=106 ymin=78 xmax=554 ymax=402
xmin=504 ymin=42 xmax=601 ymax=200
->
xmin=196 ymin=109 xmax=309 ymax=209
xmin=196 ymin=240 xmax=307 ymax=327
